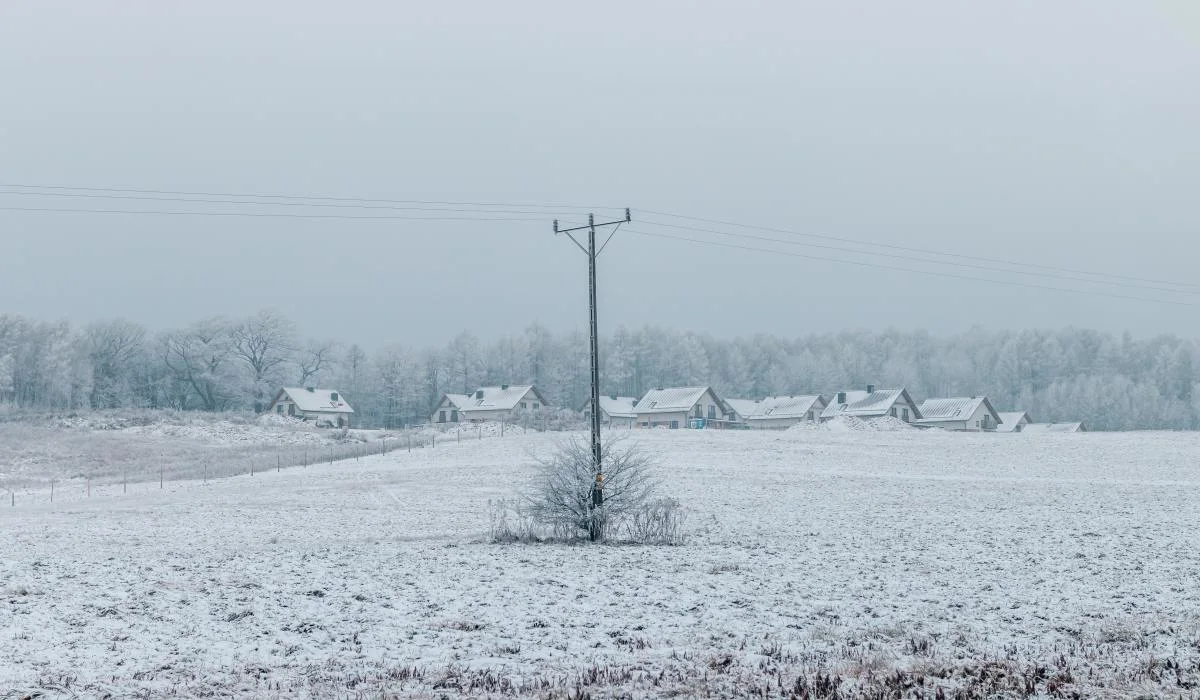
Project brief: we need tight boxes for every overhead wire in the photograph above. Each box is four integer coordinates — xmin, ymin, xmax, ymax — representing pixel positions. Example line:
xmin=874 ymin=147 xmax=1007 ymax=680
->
xmin=631 ymin=219 xmax=1200 ymax=297
xmin=624 ymin=227 xmax=1200 ymax=308
xmin=639 ymin=209 xmax=1200 ymax=291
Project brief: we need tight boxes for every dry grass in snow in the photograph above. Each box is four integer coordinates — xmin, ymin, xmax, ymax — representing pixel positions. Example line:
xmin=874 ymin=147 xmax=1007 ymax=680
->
xmin=3 ymin=428 xmax=1200 ymax=698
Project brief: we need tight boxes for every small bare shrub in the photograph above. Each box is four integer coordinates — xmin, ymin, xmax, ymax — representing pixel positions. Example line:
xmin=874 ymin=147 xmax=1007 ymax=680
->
xmin=526 ymin=436 xmax=659 ymax=543
xmin=624 ymin=497 xmax=687 ymax=545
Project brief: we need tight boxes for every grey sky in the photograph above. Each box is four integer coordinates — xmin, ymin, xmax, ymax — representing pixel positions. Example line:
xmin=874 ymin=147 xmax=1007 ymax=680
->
xmin=2 ymin=1 xmax=1198 ymax=347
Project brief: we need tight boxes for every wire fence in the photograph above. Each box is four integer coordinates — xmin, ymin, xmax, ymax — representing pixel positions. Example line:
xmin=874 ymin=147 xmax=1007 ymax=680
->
xmin=4 ymin=420 xmax=593 ymax=509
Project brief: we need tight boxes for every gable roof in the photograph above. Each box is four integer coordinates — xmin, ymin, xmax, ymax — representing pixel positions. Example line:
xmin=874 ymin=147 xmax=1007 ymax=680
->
xmin=820 ymin=388 xmax=921 ymax=420
xmin=915 ymin=397 xmax=1001 ymax=425
xmin=752 ymin=395 xmax=826 ymax=420
xmin=996 ymin=411 xmax=1033 ymax=432
xmin=728 ymin=395 xmax=826 ymax=421
xmin=459 ymin=385 xmax=546 ymax=412
xmin=723 ymin=398 xmax=761 ymax=421
xmin=276 ymin=387 xmax=354 ymax=414
xmin=580 ymin=396 xmax=639 ymax=418
xmin=635 ymin=387 xmax=719 ymax=415
xmin=1021 ymin=421 xmax=1086 ymax=433
xmin=435 ymin=394 xmax=471 ymax=410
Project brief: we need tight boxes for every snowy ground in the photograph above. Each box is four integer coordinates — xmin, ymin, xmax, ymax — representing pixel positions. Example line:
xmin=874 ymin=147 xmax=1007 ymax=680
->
xmin=0 ymin=410 xmax=383 ymax=493
xmin=3 ymin=427 xmax=1200 ymax=698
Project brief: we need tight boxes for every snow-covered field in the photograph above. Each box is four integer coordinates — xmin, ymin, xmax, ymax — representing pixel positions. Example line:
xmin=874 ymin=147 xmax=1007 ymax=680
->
xmin=3 ymin=427 xmax=1200 ymax=698
xmin=0 ymin=411 xmax=381 ymax=492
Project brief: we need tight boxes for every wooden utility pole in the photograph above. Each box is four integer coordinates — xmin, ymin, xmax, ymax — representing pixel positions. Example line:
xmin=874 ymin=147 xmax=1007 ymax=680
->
xmin=555 ymin=208 xmax=631 ymax=537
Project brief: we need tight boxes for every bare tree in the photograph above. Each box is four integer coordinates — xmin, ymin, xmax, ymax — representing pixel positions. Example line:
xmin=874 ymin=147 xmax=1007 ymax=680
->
xmin=296 ymin=339 xmax=338 ymax=386
xmin=527 ymin=436 xmax=658 ymax=542
xmin=160 ymin=318 xmax=234 ymax=411
xmin=85 ymin=319 xmax=147 ymax=408
xmin=230 ymin=309 xmax=295 ymax=409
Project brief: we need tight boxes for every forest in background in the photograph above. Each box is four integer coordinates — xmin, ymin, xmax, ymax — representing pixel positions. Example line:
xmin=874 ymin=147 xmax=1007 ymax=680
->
xmin=1 ymin=309 xmax=1197 ymax=431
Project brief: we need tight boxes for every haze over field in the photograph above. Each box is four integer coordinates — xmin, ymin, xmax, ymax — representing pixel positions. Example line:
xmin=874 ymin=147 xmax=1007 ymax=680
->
xmin=3 ymin=2 xmax=1200 ymax=344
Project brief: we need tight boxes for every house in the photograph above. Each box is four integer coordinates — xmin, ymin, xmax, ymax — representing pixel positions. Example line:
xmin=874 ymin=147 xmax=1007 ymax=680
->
xmin=431 ymin=385 xmax=548 ymax=424
xmin=581 ymin=395 xmax=639 ymax=428
xmin=820 ymin=385 xmax=922 ymax=423
xmin=634 ymin=387 xmax=730 ymax=429
xmin=996 ymin=411 xmax=1034 ymax=433
xmin=1020 ymin=421 xmax=1087 ymax=434
xmin=266 ymin=387 xmax=354 ymax=428
xmin=722 ymin=398 xmax=761 ymax=424
xmin=430 ymin=394 xmax=471 ymax=424
xmin=915 ymin=396 xmax=1003 ymax=431
xmin=726 ymin=395 xmax=827 ymax=429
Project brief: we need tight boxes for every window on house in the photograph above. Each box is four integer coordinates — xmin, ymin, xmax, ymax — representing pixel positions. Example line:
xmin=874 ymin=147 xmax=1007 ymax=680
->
xmin=533 ymin=403 xmax=540 ymax=410
xmin=451 ymin=410 xmax=458 ymax=422
xmin=331 ymin=392 xmax=339 ymax=402
xmin=439 ymin=410 xmax=446 ymax=423
xmin=890 ymin=407 xmax=897 ymax=418
xmin=902 ymin=408 xmax=910 ymax=422
xmin=521 ymin=402 xmax=527 ymax=410
xmin=670 ymin=420 xmax=679 ymax=429
xmin=276 ymin=405 xmax=284 ymax=415
xmin=807 ymin=411 xmax=814 ymax=421
xmin=708 ymin=405 xmax=716 ymax=419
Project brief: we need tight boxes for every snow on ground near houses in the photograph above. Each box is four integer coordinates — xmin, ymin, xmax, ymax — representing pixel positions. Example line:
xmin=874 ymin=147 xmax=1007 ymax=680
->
xmin=0 ymin=410 xmax=376 ymax=491
xmin=3 ymin=428 xmax=1200 ymax=698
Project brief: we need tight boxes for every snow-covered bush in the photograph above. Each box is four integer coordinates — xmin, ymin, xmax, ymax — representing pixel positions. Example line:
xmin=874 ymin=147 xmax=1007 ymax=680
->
xmin=624 ymin=497 xmax=687 ymax=546
xmin=513 ymin=436 xmax=676 ymax=544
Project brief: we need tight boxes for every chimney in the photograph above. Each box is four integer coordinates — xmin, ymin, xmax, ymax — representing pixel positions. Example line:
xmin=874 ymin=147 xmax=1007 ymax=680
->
xmin=837 ymin=392 xmax=847 ymax=404
xmin=475 ymin=390 xmax=484 ymax=400
xmin=610 ymin=393 xmax=617 ymax=400
xmin=866 ymin=384 xmax=875 ymax=394
xmin=501 ymin=384 xmax=509 ymax=390
xmin=306 ymin=387 xmax=315 ymax=393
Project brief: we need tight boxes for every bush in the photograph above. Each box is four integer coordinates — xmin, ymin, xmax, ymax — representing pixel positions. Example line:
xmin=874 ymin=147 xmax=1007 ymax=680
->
xmin=490 ymin=436 xmax=685 ymax=545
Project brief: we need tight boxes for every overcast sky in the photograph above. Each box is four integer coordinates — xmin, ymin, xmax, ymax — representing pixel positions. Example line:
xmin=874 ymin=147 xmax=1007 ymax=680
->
xmin=2 ymin=1 xmax=1198 ymax=347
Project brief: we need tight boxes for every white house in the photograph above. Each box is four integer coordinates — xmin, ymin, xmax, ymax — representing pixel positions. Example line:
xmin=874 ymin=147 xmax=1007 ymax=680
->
xmin=581 ymin=395 xmax=639 ymax=428
xmin=266 ymin=387 xmax=354 ymax=428
xmin=820 ymin=386 xmax=922 ymax=423
xmin=431 ymin=385 xmax=548 ymax=424
xmin=915 ymin=396 xmax=1003 ymax=431
xmin=1021 ymin=421 xmax=1087 ymax=434
xmin=635 ymin=387 xmax=730 ymax=429
xmin=996 ymin=411 xmax=1034 ymax=433
xmin=726 ymin=395 xmax=827 ymax=429
xmin=722 ymin=398 xmax=761 ymax=424
xmin=430 ymin=393 xmax=471 ymax=425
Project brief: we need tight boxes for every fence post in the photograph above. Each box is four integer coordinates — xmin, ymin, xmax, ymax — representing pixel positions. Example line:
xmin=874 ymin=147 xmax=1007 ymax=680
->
xmin=123 ymin=471 xmax=127 ymax=494
xmin=277 ymin=453 xmax=281 ymax=473
xmin=50 ymin=480 xmax=54 ymax=503
xmin=457 ymin=428 xmax=461 ymax=443
xmin=160 ymin=466 xmax=164 ymax=489
xmin=329 ymin=446 xmax=334 ymax=465
xmin=87 ymin=476 xmax=91 ymax=498
xmin=204 ymin=462 xmax=208 ymax=485
xmin=501 ymin=421 xmax=505 ymax=438
xmin=408 ymin=435 xmax=412 ymax=453
xmin=303 ymin=450 xmax=308 ymax=467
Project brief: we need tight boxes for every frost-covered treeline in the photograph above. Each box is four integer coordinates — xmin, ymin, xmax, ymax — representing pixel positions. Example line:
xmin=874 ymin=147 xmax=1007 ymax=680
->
xmin=1 ymin=311 xmax=1198 ymax=431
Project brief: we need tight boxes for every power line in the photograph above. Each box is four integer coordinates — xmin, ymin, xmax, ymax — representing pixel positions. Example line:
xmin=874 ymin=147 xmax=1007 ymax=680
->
xmin=634 ymin=219 xmax=1200 ymax=297
xmin=0 ymin=189 xmax=592 ymax=217
xmin=0 ymin=206 xmax=546 ymax=222
xmin=625 ymin=227 xmax=1200 ymax=308
xmin=640 ymin=209 xmax=1200 ymax=291
xmin=0 ymin=182 xmax=621 ymax=213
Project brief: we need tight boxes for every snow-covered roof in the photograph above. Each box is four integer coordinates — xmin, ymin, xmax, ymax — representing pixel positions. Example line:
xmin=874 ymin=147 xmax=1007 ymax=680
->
xmin=1021 ymin=422 xmax=1086 ymax=433
xmin=439 ymin=394 xmax=471 ymax=409
xmin=915 ymin=397 xmax=1000 ymax=425
xmin=580 ymin=396 xmax=639 ymax=418
xmin=599 ymin=396 xmax=638 ymax=418
xmin=635 ymin=387 xmax=715 ymax=414
xmin=820 ymin=388 xmax=920 ymax=420
xmin=751 ymin=395 xmax=826 ymax=421
xmin=459 ymin=385 xmax=543 ymax=412
xmin=727 ymin=395 xmax=826 ymax=421
xmin=278 ymin=387 xmax=354 ymax=414
xmin=996 ymin=411 xmax=1033 ymax=432
xmin=723 ymin=398 xmax=761 ymax=421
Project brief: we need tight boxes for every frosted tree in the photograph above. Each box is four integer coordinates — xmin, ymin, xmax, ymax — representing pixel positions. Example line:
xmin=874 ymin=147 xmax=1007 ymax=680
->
xmin=159 ymin=318 xmax=236 ymax=411
xmin=85 ymin=319 xmax=148 ymax=409
xmin=230 ymin=309 xmax=296 ymax=410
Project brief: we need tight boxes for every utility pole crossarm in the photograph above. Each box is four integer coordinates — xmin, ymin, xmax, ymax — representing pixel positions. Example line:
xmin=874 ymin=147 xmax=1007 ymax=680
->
xmin=553 ymin=208 xmax=631 ymax=541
